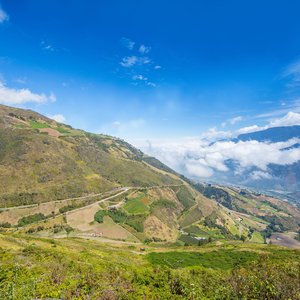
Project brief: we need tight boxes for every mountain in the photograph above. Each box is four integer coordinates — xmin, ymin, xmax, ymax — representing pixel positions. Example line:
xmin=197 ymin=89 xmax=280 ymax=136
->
xmin=204 ymin=126 xmax=300 ymax=205
xmin=238 ymin=125 xmax=300 ymax=142
xmin=0 ymin=105 xmax=300 ymax=299
xmin=0 ymin=104 xmax=180 ymax=207
xmin=0 ymin=104 xmax=299 ymax=247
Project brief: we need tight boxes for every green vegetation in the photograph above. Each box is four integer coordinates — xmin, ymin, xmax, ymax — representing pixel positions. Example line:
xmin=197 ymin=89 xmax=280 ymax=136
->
xmin=174 ymin=186 xmax=196 ymax=209
xmin=94 ymin=209 xmax=127 ymax=224
xmin=125 ymin=214 xmax=146 ymax=232
xmin=150 ymin=199 xmax=176 ymax=210
xmin=0 ymin=234 xmax=299 ymax=299
xmin=147 ymin=249 xmax=260 ymax=269
xmin=18 ymin=213 xmax=46 ymax=227
xmin=56 ymin=126 xmax=71 ymax=134
xmin=94 ymin=209 xmax=146 ymax=233
xmin=178 ymin=234 xmax=208 ymax=246
xmin=0 ymin=222 xmax=12 ymax=228
xmin=29 ymin=120 xmax=50 ymax=129
xmin=123 ymin=194 xmax=149 ymax=214
xmin=52 ymin=224 xmax=74 ymax=234
xmin=0 ymin=105 xmax=180 ymax=208
xmin=59 ymin=204 xmax=81 ymax=214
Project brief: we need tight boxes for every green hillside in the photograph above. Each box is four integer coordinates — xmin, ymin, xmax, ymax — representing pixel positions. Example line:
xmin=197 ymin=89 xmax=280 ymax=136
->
xmin=0 ymin=104 xmax=179 ymax=207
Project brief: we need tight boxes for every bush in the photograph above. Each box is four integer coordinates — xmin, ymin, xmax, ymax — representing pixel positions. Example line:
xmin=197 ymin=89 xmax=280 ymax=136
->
xmin=0 ymin=222 xmax=11 ymax=228
xmin=59 ymin=204 xmax=78 ymax=214
xmin=18 ymin=213 xmax=46 ymax=227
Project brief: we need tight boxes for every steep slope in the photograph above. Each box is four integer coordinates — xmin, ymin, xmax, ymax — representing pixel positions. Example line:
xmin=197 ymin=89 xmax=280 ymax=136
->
xmin=0 ymin=104 xmax=180 ymax=207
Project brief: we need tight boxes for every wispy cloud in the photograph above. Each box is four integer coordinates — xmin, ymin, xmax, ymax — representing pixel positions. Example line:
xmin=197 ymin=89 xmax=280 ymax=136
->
xmin=0 ymin=81 xmax=56 ymax=105
xmin=101 ymin=118 xmax=146 ymax=136
xmin=139 ymin=44 xmax=151 ymax=54
xmin=282 ymin=58 xmax=300 ymax=87
xmin=40 ymin=40 xmax=57 ymax=52
xmin=132 ymin=74 xmax=148 ymax=81
xmin=48 ymin=114 xmax=66 ymax=123
xmin=14 ymin=77 xmax=27 ymax=85
xmin=120 ymin=56 xmax=138 ymax=67
xmin=0 ymin=6 xmax=9 ymax=23
xmin=119 ymin=39 xmax=160 ymax=87
xmin=120 ymin=56 xmax=151 ymax=68
xmin=120 ymin=37 xmax=135 ymax=50
xmin=255 ymin=99 xmax=300 ymax=119
xmin=221 ymin=116 xmax=243 ymax=128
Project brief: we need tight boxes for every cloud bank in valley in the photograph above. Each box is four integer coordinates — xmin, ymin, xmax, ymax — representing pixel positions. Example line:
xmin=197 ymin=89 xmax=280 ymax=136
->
xmin=138 ymin=112 xmax=300 ymax=180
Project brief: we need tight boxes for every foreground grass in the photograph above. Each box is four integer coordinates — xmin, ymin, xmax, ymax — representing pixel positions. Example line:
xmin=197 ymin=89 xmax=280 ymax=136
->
xmin=0 ymin=234 xmax=299 ymax=299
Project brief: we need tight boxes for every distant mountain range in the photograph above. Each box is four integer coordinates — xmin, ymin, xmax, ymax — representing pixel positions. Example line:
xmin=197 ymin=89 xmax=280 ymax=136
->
xmin=237 ymin=125 xmax=300 ymax=142
xmin=209 ymin=125 xmax=300 ymax=204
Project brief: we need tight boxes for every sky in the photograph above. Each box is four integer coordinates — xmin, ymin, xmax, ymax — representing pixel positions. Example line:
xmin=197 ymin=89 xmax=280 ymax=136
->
xmin=1 ymin=1 xmax=300 ymax=179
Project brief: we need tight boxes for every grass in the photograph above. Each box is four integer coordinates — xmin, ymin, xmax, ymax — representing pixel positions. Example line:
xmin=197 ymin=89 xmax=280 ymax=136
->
xmin=184 ymin=225 xmax=210 ymax=236
xmin=56 ymin=126 xmax=71 ymax=134
xmin=174 ymin=186 xmax=196 ymax=209
xmin=29 ymin=120 xmax=50 ymax=129
xmin=250 ymin=231 xmax=264 ymax=243
xmin=147 ymin=245 xmax=300 ymax=270
xmin=147 ymin=249 xmax=260 ymax=269
xmin=180 ymin=206 xmax=203 ymax=228
xmin=15 ymin=124 xmax=24 ymax=129
xmin=0 ymin=234 xmax=299 ymax=299
xmin=123 ymin=194 xmax=149 ymax=214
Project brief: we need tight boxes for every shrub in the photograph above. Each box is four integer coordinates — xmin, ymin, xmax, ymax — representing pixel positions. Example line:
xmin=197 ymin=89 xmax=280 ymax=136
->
xmin=0 ymin=222 xmax=11 ymax=228
xmin=18 ymin=213 xmax=46 ymax=227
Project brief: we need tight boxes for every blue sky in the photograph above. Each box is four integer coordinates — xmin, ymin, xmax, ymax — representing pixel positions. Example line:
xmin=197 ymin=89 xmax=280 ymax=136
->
xmin=1 ymin=0 xmax=300 ymax=145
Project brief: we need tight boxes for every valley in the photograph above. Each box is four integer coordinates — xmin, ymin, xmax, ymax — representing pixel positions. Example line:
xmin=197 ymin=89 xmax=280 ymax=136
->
xmin=0 ymin=104 xmax=299 ymax=299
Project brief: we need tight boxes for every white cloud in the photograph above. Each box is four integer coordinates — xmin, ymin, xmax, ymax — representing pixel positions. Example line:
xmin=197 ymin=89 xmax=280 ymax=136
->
xmin=120 ymin=56 xmax=138 ymax=67
xmin=0 ymin=81 xmax=56 ymax=105
xmin=200 ymin=127 xmax=233 ymax=140
xmin=269 ymin=111 xmax=300 ymax=127
xmin=136 ymin=136 xmax=300 ymax=179
xmin=0 ymin=7 xmax=9 ymax=23
xmin=236 ymin=125 xmax=264 ymax=135
xmin=146 ymin=82 xmax=156 ymax=87
xmin=186 ymin=161 xmax=214 ymax=178
xmin=48 ymin=114 xmax=66 ymax=123
xmin=121 ymin=37 xmax=135 ymax=50
xmin=132 ymin=74 xmax=148 ymax=81
xmin=250 ymin=170 xmax=272 ymax=181
xmin=154 ymin=65 xmax=162 ymax=70
xmin=139 ymin=44 xmax=151 ymax=54
xmin=283 ymin=59 xmax=300 ymax=86
xmin=40 ymin=40 xmax=56 ymax=52
xmin=236 ymin=112 xmax=300 ymax=136
xmin=14 ymin=77 xmax=27 ymax=84
xmin=221 ymin=116 xmax=243 ymax=128
xmin=230 ymin=116 xmax=243 ymax=125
